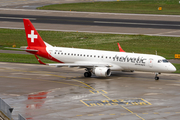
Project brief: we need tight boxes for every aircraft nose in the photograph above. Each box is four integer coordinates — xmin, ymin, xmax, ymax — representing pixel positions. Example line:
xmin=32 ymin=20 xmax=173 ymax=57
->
xmin=169 ymin=64 xmax=176 ymax=72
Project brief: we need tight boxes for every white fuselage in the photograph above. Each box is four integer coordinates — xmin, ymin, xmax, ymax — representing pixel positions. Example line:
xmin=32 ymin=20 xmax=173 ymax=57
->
xmin=23 ymin=18 xmax=176 ymax=79
xmin=46 ymin=46 xmax=176 ymax=73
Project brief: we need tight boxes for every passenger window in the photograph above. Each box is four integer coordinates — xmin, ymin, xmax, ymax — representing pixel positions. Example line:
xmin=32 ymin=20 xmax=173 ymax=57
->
xmin=54 ymin=50 xmax=57 ymax=54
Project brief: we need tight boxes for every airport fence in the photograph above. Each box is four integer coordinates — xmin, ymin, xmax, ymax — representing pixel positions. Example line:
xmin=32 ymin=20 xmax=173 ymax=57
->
xmin=0 ymin=98 xmax=13 ymax=120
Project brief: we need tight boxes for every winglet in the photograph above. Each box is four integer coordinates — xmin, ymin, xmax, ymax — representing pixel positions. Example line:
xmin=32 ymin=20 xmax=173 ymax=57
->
xmin=35 ymin=55 xmax=46 ymax=65
xmin=117 ymin=43 xmax=125 ymax=52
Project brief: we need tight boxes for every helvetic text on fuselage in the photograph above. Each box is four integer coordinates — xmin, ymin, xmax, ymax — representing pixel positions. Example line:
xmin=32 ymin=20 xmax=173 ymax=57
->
xmin=113 ymin=55 xmax=147 ymax=66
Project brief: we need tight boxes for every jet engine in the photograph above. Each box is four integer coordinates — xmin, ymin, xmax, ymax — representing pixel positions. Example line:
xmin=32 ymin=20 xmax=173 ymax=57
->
xmin=93 ymin=67 xmax=111 ymax=77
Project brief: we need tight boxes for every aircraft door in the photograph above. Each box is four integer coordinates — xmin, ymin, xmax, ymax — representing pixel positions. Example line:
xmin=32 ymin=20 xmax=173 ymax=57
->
xmin=149 ymin=58 xmax=153 ymax=67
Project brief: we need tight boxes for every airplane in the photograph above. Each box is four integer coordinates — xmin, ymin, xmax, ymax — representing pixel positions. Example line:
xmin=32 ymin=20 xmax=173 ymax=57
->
xmin=20 ymin=19 xmax=176 ymax=80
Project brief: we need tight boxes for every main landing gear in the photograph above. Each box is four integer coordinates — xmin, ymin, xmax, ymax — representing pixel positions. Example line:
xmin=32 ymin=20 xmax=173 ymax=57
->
xmin=155 ymin=73 xmax=161 ymax=80
xmin=84 ymin=68 xmax=92 ymax=77
xmin=84 ymin=72 xmax=92 ymax=77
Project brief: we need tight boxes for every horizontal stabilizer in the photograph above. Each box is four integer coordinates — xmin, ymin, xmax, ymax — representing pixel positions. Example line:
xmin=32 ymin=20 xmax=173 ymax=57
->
xmin=26 ymin=49 xmax=38 ymax=52
xmin=5 ymin=47 xmax=38 ymax=52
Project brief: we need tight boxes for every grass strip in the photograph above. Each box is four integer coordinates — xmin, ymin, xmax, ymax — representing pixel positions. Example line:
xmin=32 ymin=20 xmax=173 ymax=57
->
xmin=0 ymin=53 xmax=55 ymax=64
xmin=38 ymin=0 xmax=180 ymax=15
xmin=0 ymin=28 xmax=179 ymax=59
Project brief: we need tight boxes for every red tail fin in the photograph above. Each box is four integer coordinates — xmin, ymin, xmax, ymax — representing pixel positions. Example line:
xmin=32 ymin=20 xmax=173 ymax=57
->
xmin=23 ymin=19 xmax=63 ymax=63
xmin=23 ymin=19 xmax=46 ymax=47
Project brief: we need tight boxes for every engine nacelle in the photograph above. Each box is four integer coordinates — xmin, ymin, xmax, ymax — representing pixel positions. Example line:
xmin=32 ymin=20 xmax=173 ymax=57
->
xmin=93 ymin=67 xmax=111 ymax=77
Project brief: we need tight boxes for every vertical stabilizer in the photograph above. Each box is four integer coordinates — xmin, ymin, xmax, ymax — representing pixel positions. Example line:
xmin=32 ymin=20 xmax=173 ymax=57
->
xmin=23 ymin=19 xmax=46 ymax=47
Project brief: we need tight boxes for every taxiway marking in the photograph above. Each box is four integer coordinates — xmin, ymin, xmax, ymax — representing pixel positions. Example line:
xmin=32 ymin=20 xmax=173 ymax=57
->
xmin=81 ymin=98 xmax=151 ymax=107
xmin=89 ymin=90 xmax=108 ymax=94
xmin=94 ymin=21 xmax=180 ymax=27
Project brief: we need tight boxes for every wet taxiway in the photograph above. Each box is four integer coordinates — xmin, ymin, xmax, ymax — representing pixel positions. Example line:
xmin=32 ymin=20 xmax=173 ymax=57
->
xmin=0 ymin=62 xmax=180 ymax=120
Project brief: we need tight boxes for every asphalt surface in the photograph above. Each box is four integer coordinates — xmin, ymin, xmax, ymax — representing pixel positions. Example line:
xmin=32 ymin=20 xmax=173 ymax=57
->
xmin=1 ymin=13 xmax=180 ymax=30
xmin=1 ymin=62 xmax=180 ymax=120
xmin=1 ymin=9 xmax=180 ymax=37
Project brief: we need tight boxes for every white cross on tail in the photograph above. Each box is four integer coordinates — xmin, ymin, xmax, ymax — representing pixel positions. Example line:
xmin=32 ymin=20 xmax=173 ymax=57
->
xmin=28 ymin=30 xmax=37 ymax=43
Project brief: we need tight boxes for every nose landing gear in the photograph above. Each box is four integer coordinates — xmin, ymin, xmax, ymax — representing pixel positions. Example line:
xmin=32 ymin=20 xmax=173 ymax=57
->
xmin=155 ymin=73 xmax=161 ymax=80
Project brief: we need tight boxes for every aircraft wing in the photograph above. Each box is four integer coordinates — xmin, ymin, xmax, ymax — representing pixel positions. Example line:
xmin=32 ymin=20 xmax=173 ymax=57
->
xmin=48 ymin=63 xmax=112 ymax=68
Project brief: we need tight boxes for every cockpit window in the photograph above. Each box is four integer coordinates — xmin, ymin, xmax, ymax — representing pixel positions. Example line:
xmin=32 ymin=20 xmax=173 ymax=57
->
xmin=158 ymin=59 xmax=169 ymax=63
xmin=162 ymin=59 xmax=169 ymax=63
xmin=158 ymin=60 xmax=162 ymax=63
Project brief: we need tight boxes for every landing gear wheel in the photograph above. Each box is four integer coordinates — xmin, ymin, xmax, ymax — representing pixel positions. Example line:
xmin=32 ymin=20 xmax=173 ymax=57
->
xmin=88 ymin=72 xmax=92 ymax=77
xmin=155 ymin=77 xmax=159 ymax=80
xmin=154 ymin=73 xmax=160 ymax=80
xmin=84 ymin=72 xmax=92 ymax=77
xmin=84 ymin=72 xmax=89 ymax=77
